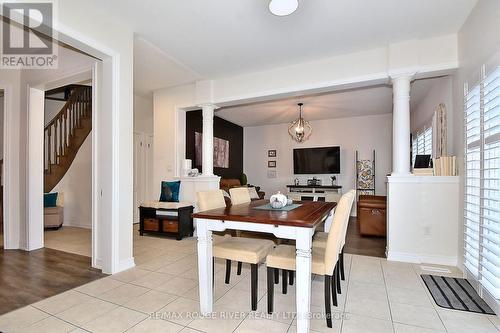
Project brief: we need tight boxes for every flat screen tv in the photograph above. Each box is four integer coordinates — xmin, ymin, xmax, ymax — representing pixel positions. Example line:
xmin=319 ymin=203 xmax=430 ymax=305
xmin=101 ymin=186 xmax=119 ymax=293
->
xmin=293 ymin=146 xmax=340 ymax=174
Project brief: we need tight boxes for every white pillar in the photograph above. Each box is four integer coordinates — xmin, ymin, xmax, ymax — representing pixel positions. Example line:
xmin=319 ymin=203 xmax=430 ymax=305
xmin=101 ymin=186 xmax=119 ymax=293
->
xmin=391 ymin=74 xmax=413 ymax=176
xmin=201 ymin=104 xmax=216 ymax=176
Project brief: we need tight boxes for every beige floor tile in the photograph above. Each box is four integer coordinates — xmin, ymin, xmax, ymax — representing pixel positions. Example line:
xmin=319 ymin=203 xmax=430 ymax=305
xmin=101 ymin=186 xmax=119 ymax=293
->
xmin=489 ymin=315 xmax=500 ymax=330
xmin=307 ymin=305 xmax=343 ymax=333
xmin=437 ymin=309 xmax=498 ymax=333
xmin=188 ymin=304 xmax=247 ymax=333
xmin=56 ymin=297 xmax=118 ymax=326
xmin=158 ymin=297 xmax=201 ymax=326
xmin=110 ymin=267 xmax=151 ymax=283
xmin=126 ymin=317 xmax=184 ymax=333
xmin=76 ymin=277 xmax=124 ymax=296
xmin=391 ymin=303 xmax=445 ymax=331
xmin=235 ymin=316 xmax=290 ymax=333
xmin=21 ymin=316 xmax=77 ymax=333
xmin=341 ymin=313 xmax=393 ymax=333
xmin=385 ymin=274 xmax=424 ymax=291
xmin=179 ymin=328 xmax=206 ymax=333
xmin=256 ymin=292 xmax=297 ymax=325
xmin=137 ymin=256 xmax=177 ymax=271
xmin=155 ymin=276 xmax=198 ymax=296
xmin=99 ymin=283 xmax=149 ymax=305
xmin=387 ymin=286 xmax=433 ymax=308
xmin=345 ymin=296 xmax=392 ymax=320
xmin=130 ymin=271 xmax=176 ymax=289
xmin=393 ymin=323 xmax=445 ymax=332
xmin=0 ymin=306 xmax=49 ymax=332
xmin=158 ymin=259 xmax=196 ymax=276
xmin=32 ymin=290 xmax=94 ymax=315
xmin=215 ymin=287 xmax=257 ymax=311
xmin=82 ymin=306 xmax=147 ymax=333
xmin=124 ymin=289 xmax=178 ymax=314
xmin=347 ymin=281 xmax=388 ymax=302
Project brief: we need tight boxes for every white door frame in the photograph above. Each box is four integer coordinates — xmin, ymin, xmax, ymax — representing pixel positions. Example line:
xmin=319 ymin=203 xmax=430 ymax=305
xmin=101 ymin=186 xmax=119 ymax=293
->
xmin=20 ymin=25 xmax=124 ymax=273
xmin=1 ymin=83 xmax=19 ymax=249
xmin=27 ymin=68 xmax=99 ymax=265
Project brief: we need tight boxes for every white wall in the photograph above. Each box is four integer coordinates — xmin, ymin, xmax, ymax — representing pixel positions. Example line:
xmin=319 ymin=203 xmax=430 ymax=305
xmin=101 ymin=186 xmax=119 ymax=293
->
xmin=0 ymin=95 xmax=3 ymax=158
xmin=243 ymin=113 xmax=392 ymax=213
xmin=134 ymin=93 xmax=154 ymax=134
xmin=44 ymin=99 xmax=66 ymax=126
xmin=452 ymin=0 xmax=500 ymax=274
xmin=52 ymin=134 xmax=92 ymax=228
xmin=411 ymin=76 xmax=454 ymax=153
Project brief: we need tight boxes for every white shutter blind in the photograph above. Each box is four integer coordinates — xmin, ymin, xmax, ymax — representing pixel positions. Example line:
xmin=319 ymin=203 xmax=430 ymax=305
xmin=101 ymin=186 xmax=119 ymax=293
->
xmin=464 ymin=66 xmax=500 ymax=300
xmin=412 ymin=126 xmax=433 ymax=166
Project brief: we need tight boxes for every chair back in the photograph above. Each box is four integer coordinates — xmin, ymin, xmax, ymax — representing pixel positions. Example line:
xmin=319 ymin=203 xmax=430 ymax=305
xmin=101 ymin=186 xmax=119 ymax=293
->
xmin=340 ymin=190 xmax=356 ymax=248
xmin=197 ymin=190 xmax=226 ymax=211
xmin=323 ymin=191 xmax=355 ymax=274
xmin=229 ymin=187 xmax=251 ymax=205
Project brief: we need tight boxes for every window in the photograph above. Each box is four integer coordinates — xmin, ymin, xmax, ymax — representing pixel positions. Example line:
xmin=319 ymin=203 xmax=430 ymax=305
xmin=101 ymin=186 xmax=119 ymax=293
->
xmin=464 ymin=65 xmax=500 ymax=300
xmin=412 ymin=126 xmax=433 ymax=167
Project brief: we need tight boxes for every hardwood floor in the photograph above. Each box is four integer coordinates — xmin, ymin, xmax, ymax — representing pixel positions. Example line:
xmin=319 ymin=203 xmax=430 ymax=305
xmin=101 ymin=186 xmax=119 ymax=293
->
xmin=344 ymin=217 xmax=387 ymax=258
xmin=0 ymin=247 xmax=106 ymax=315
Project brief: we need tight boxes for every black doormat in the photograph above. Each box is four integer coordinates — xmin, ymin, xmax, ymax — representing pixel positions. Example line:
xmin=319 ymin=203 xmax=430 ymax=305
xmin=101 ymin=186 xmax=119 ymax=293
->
xmin=421 ymin=275 xmax=495 ymax=315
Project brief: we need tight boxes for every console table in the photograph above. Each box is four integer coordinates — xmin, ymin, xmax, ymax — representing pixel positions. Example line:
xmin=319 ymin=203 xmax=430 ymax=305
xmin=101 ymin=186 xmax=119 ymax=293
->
xmin=286 ymin=184 xmax=342 ymax=201
xmin=139 ymin=201 xmax=194 ymax=240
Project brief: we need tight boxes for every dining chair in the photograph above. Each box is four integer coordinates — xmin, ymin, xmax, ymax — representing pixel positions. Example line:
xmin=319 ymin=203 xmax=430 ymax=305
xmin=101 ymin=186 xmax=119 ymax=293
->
xmin=230 ymin=187 xmax=290 ymax=282
xmin=265 ymin=192 xmax=355 ymax=328
xmin=313 ymin=190 xmax=356 ymax=283
xmin=196 ymin=189 xmax=275 ymax=311
xmin=229 ymin=187 xmax=251 ymax=205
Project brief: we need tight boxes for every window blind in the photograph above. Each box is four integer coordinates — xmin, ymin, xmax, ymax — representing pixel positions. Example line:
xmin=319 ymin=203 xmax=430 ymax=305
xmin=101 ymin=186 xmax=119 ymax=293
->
xmin=464 ymin=66 xmax=500 ymax=300
xmin=412 ymin=126 xmax=433 ymax=166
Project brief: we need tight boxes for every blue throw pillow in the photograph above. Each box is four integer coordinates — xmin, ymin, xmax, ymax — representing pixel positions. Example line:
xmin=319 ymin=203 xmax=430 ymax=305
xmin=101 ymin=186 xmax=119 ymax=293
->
xmin=44 ymin=193 xmax=58 ymax=208
xmin=159 ymin=181 xmax=180 ymax=202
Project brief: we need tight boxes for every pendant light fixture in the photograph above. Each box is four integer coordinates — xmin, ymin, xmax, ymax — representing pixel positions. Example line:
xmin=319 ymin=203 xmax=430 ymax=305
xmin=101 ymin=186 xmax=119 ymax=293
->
xmin=288 ymin=103 xmax=312 ymax=143
xmin=269 ymin=0 xmax=299 ymax=16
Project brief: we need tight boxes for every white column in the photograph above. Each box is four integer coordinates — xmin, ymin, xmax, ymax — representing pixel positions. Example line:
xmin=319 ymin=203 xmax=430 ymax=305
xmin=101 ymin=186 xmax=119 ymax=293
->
xmin=295 ymin=228 xmax=314 ymax=333
xmin=201 ymin=104 xmax=217 ymax=176
xmin=391 ymin=74 xmax=413 ymax=176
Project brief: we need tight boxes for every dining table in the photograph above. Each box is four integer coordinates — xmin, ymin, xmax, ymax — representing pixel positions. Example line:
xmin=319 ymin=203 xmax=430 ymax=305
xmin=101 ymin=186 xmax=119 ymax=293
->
xmin=192 ymin=199 xmax=336 ymax=333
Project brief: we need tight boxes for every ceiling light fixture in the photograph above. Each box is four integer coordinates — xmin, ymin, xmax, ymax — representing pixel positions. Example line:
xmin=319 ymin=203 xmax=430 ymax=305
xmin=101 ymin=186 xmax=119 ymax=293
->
xmin=269 ymin=0 xmax=299 ymax=16
xmin=288 ymin=103 xmax=312 ymax=143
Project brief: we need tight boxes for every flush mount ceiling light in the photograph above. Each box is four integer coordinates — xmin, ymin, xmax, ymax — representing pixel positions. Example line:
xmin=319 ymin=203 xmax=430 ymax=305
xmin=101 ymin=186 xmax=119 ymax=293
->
xmin=288 ymin=103 xmax=312 ymax=143
xmin=269 ymin=0 xmax=299 ymax=16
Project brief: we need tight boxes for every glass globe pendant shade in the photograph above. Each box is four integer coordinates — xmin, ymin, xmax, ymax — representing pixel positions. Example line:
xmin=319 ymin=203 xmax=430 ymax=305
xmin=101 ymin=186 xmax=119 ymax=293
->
xmin=269 ymin=0 xmax=299 ymax=16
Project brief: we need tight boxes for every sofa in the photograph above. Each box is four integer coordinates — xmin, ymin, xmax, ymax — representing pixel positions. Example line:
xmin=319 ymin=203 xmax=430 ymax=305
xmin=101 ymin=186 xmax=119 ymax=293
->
xmin=44 ymin=193 xmax=64 ymax=229
xmin=220 ymin=178 xmax=265 ymax=200
xmin=357 ymin=195 xmax=387 ymax=237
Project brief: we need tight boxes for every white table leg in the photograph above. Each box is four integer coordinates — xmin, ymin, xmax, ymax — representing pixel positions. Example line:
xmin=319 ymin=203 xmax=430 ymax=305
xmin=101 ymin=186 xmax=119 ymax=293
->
xmin=295 ymin=228 xmax=314 ymax=333
xmin=324 ymin=210 xmax=334 ymax=232
xmin=196 ymin=219 xmax=213 ymax=314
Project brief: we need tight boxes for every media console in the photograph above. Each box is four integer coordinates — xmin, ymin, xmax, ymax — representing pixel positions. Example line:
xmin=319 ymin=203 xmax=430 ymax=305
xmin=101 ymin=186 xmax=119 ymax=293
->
xmin=286 ymin=184 xmax=342 ymax=201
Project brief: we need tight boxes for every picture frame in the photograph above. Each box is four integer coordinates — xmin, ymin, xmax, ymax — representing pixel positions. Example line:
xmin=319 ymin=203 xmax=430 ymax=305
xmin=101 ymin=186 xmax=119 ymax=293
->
xmin=268 ymin=160 xmax=276 ymax=168
xmin=268 ymin=149 xmax=276 ymax=157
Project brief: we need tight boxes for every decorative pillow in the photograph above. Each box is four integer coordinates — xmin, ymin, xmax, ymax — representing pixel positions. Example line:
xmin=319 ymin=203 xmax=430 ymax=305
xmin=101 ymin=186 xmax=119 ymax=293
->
xmin=44 ymin=192 xmax=58 ymax=208
xmin=159 ymin=181 xmax=180 ymax=202
xmin=248 ymin=187 xmax=260 ymax=199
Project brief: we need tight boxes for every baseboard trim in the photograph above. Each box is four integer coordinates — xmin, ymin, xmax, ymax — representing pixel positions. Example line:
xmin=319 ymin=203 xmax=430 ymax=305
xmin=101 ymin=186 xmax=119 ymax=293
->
xmin=63 ymin=221 xmax=92 ymax=229
xmin=387 ymin=251 xmax=458 ymax=266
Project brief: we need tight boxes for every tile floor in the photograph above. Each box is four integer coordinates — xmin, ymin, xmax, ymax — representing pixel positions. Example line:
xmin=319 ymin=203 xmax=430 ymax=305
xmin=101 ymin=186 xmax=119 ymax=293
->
xmin=44 ymin=226 xmax=92 ymax=257
xmin=1 ymin=229 xmax=499 ymax=333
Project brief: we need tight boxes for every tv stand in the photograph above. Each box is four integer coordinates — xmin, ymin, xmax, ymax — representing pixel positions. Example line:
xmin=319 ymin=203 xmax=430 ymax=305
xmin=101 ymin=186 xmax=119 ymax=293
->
xmin=286 ymin=184 xmax=342 ymax=201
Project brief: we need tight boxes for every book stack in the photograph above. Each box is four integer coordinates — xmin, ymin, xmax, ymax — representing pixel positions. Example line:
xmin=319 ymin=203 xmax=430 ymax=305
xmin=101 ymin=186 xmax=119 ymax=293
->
xmin=434 ymin=156 xmax=457 ymax=176
xmin=412 ymin=168 xmax=434 ymax=176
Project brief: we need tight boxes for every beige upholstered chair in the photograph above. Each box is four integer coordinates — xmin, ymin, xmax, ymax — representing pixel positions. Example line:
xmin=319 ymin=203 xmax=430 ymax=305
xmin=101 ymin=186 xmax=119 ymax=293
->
xmin=265 ymin=192 xmax=355 ymax=328
xmin=196 ymin=189 xmax=275 ymax=311
xmin=314 ymin=190 xmax=356 ymax=283
xmin=229 ymin=187 xmax=251 ymax=205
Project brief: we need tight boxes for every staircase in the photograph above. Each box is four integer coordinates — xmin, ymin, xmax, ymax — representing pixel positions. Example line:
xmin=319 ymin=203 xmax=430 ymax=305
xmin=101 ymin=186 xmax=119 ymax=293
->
xmin=44 ymin=86 xmax=92 ymax=192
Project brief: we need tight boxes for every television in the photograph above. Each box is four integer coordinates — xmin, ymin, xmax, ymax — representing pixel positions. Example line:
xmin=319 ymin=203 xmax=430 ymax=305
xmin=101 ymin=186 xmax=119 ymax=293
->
xmin=293 ymin=146 xmax=340 ymax=174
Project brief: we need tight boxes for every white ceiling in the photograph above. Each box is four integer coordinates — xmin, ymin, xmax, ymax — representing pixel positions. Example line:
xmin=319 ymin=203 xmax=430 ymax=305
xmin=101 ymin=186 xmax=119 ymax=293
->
xmin=133 ymin=38 xmax=202 ymax=96
xmin=216 ymin=76 xmax=447 ymax=127
xmin=107 ymin=0 xmax=477 ymax=93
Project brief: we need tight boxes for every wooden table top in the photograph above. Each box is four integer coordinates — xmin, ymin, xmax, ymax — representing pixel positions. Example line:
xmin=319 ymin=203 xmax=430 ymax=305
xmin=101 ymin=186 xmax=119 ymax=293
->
xmin=192 ymin=200 xmax=336 ymax=228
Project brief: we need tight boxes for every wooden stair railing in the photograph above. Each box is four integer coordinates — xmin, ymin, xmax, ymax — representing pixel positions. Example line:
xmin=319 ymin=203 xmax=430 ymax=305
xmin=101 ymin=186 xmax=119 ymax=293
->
xmin=44 ymin=86 xmax=92 ymax=192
